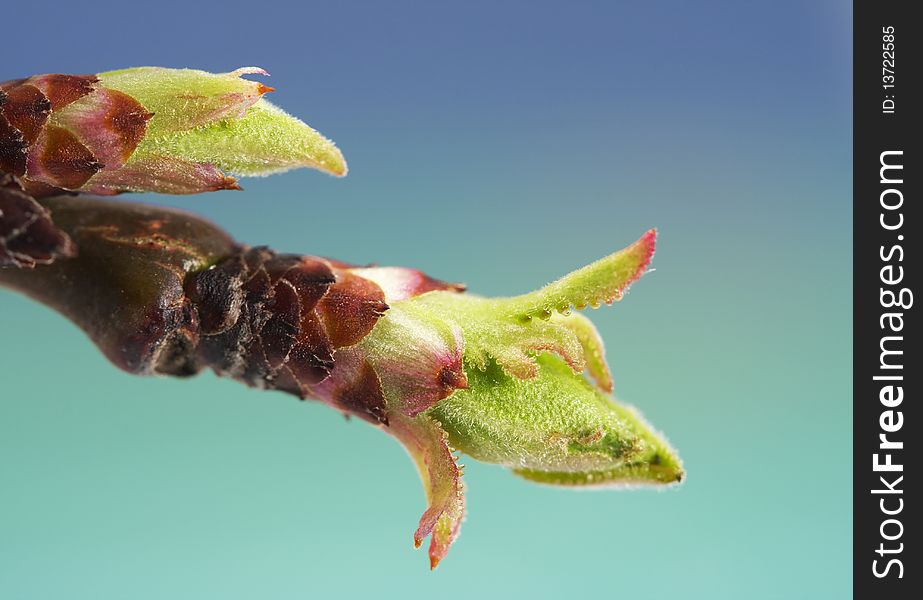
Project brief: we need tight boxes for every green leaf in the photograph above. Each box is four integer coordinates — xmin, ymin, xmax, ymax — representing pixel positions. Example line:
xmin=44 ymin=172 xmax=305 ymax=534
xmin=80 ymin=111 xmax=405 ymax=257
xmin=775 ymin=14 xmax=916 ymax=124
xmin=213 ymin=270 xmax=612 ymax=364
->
xmin=428 ymin=353 xmax=681 ymax=484
xmin=98 ymin=66 xmax=272 ymax=133
xmin=138 ymin=99 xmax=347 ymax=178
xmin=512 ymin=398 xmax=684 ymax=486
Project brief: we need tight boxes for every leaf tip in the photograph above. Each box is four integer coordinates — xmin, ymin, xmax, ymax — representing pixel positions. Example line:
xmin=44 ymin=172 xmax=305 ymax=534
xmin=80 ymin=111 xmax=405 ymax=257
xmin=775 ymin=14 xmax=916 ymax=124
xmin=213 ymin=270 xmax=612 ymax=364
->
xmin=326 ymin=149 xmax=349 ymax=177
xmin=630 ymin=227 xmax=657 ymax=282
xmin=220 ymin=175 xmax=242 ymax=191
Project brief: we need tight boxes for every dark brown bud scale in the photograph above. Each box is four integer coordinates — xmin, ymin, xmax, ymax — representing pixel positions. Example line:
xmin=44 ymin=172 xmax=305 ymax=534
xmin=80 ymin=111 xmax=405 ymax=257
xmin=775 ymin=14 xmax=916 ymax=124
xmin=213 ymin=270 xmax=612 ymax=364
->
xmin=0 ymin=111 xmax=29 ymax=176
xmin=321 ymin=350 xmax=388 ymax=425
xmin=30 ymin=125 xmax=103 ymax=189
xmin=0 ymin=175 xmax=76 ymax=268
xmin=28 ymin=74 xmax=99 ymax=110
xmin=0 ymin=82 xmax=51 ymax=144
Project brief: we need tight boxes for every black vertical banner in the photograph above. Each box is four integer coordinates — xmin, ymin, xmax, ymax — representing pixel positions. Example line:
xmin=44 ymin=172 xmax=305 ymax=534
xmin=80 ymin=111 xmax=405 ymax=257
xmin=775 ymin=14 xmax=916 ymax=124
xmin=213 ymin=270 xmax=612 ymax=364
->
xmin=854 ymin=1 xmax=918 ymax=597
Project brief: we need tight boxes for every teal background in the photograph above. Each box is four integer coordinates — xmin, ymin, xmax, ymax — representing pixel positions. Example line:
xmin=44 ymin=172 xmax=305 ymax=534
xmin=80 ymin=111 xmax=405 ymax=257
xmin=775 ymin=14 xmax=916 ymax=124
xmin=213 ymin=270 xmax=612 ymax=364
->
xmin=1 ymin=1 xmax=851 ymax=598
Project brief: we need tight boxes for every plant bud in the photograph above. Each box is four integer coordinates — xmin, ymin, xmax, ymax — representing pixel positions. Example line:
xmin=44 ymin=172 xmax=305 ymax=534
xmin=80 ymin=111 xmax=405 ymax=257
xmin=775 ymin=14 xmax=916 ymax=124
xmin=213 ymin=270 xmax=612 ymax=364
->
xmin=1 ymin=67 xmax=346 ymax=197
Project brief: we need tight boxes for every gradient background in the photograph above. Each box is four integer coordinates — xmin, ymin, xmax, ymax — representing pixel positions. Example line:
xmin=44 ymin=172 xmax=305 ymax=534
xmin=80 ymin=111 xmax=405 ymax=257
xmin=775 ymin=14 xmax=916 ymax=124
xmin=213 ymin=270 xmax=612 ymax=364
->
xmin=1 ymin=1 xmax=852 ymax=598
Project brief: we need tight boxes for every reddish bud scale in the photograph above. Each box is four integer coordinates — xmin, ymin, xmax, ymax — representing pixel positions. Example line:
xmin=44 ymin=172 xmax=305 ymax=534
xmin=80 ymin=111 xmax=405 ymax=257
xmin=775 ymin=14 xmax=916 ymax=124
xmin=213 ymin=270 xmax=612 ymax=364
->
xmin=0 ymin=195 xmax=464 ymax=425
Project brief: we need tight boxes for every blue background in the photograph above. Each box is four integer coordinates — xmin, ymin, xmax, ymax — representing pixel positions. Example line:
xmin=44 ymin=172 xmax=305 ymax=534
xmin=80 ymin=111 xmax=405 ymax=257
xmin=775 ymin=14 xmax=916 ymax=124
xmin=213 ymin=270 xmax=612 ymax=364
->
xmin=1 ymin=1 xmax=851 ymax=598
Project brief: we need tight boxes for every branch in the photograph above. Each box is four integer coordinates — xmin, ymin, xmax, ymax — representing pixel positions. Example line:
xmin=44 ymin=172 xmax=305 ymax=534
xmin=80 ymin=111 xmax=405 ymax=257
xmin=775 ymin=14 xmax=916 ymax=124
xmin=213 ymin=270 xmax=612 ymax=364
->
xmin=1 ymin=194 xmax=681 ymax=568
